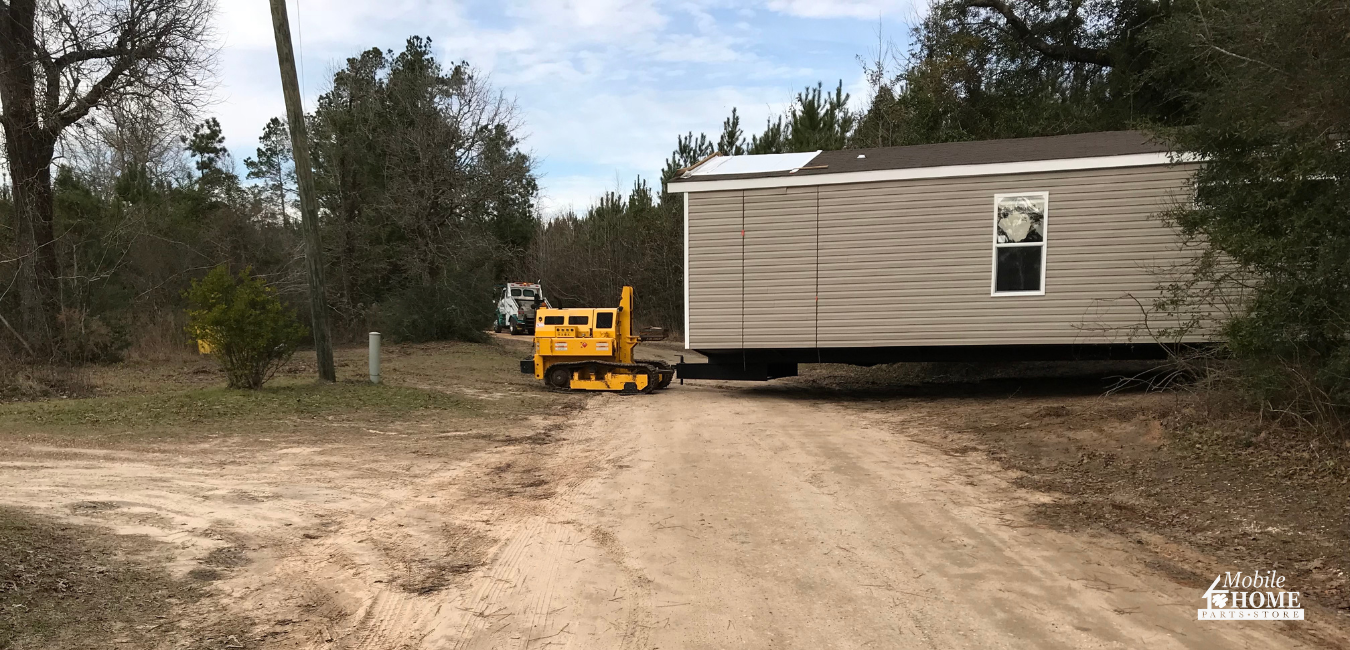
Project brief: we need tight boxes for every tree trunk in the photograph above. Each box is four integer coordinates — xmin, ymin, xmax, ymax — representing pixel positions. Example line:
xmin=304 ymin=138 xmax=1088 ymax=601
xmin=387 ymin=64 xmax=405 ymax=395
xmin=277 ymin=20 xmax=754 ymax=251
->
xmin=0 ymin=0 xmax=61 ymax=354
xmin=4 ymin=131 xmax=61 ymax=351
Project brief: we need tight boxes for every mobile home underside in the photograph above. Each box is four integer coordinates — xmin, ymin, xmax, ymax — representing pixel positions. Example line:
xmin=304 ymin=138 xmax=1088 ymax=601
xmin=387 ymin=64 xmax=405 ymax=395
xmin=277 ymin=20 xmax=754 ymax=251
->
xmin=673 ymin=143 xmax=1206 ymax=375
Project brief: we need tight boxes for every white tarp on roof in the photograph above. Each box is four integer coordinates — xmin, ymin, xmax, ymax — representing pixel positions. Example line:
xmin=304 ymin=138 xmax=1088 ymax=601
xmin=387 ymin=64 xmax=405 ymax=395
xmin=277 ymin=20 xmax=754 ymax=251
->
xmin=686 ymin=151 xmax=820 ymax=177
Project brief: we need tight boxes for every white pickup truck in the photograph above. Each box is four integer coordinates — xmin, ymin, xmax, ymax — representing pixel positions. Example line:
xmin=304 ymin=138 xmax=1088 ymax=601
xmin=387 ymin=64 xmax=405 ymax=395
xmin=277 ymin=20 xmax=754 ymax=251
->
xmin=493 ymin=282 xmax=550 ymax=335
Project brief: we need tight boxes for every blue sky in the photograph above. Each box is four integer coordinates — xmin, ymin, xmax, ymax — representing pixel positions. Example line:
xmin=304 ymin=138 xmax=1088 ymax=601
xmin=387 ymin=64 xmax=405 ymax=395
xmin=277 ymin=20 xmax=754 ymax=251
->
xmin=213 ymin=0 xmax=924 ymax=214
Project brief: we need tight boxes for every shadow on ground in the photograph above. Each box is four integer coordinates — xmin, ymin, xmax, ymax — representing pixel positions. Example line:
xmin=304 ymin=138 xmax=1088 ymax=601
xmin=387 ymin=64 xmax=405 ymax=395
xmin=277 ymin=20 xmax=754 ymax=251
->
xmin=740 ymin=360 xmax=1166 ymax=401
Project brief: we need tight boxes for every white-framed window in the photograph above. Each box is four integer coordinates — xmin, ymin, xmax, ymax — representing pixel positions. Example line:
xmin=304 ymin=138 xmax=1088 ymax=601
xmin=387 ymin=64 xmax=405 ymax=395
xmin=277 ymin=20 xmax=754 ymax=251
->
xmin=990 ymin=192 xmax=1048 ymax=296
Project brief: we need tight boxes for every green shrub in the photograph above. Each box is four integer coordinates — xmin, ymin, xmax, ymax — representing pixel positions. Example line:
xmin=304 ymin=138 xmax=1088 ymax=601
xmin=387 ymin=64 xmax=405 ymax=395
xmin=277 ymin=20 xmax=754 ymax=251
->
xmin=185 ymin=266 xmax=307 ymax=389
xmin=1149 ymin=0 xmax=1350 ymax=434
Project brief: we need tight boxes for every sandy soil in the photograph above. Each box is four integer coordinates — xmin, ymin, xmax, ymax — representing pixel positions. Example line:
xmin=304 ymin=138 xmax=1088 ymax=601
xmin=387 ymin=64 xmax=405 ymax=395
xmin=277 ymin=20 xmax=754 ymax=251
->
xmin=406 ymin=383 xmax=1323 ymax=650
xmin=1 ymin=346 xmax=1338 ymax=648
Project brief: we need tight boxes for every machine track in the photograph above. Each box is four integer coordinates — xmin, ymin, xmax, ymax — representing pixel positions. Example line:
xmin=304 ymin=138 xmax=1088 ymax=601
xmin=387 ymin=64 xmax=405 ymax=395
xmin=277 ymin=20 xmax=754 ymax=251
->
xmin=546 ymin=361 xmax=671 ymax=393
xmin=635 ymin=359 xmax=675 ymax=389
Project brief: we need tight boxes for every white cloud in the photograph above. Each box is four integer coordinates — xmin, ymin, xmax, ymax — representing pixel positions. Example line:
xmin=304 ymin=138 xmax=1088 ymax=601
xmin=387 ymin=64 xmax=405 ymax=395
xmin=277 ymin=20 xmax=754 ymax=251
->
xmin=217 ymin=0 xmax=466 ymax=51
xmin=766 ymin=0 xmax=919 ymax=19
xmin=207 ymin=1 xmax=910 ymax=217
xmin=651 ymin=35 xmax=745 ymax=64
xmin=507 ymin=0 xmax=667 ymax=39
xmin=528 ymin=85 xmax=792 ymax=167
xmin=526 ymin=83 xmax=797 ymax=216
xmin=210 ymin=0 xmax=473 ymax=161
xmin=537 ymin=174 xmax=621 ymax=215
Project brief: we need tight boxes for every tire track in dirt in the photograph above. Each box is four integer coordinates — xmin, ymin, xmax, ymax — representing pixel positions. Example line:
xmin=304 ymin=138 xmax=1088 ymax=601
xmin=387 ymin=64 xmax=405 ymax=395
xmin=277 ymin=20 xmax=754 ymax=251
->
xmin=437 ymin=384 xmax=1329 ymax=649
xmin=430 ymin=396 xmax=656 ymax=650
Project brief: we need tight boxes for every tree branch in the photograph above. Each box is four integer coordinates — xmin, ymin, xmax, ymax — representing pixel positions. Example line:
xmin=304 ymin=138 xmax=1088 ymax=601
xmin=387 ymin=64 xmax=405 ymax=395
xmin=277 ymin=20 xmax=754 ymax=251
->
xmin=963 ymin=0 xmax=1115 ymax=68
xmin=52 ymin=51 xmax=139 ymax=131
xmin=0 ymin=310 xmax=36 ymax=357
xmin=1207 ymin=45 xmax=1283 ymax=74
xmin=53 ymin=45 xmax=127 ymax=70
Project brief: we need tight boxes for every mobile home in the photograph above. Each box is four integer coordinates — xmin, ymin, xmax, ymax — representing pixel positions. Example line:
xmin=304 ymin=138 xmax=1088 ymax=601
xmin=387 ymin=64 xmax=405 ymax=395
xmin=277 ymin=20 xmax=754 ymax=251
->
xmin=667 ymin=131 xmax=1206 ymax=380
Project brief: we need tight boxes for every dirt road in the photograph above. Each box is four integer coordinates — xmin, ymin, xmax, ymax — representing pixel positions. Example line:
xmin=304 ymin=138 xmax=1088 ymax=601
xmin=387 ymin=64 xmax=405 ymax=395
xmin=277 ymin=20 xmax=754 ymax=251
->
xmin=1 ymin=350 xmax=1331 ymax=648
xmin=404 ymin=384 xmax=1311 ymax=650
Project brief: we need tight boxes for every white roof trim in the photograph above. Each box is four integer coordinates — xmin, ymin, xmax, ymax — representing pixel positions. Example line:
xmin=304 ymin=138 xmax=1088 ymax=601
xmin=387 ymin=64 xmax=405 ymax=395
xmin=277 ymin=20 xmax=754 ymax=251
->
xmin=668 ymin=152 xmax=1179 ymax=193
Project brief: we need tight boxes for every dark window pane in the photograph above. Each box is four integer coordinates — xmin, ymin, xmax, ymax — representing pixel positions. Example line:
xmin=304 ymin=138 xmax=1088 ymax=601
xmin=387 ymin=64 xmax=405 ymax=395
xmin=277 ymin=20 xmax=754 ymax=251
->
xmin=568 ymin=315 xmax=590 ymax=325
xmin=596 ymin=312 xmax=614 ymax=328
xmin=511 ymin=288 xmax=522 ymax=296
xmin=995 ymin=246 xmax=1043 ymax=293
xmin=543 ymin=316 xmax=564 ymax=325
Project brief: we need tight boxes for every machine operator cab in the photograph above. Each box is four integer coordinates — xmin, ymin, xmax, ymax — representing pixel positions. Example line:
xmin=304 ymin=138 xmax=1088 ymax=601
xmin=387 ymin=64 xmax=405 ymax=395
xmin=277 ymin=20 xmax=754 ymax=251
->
xmin=536 ymin=309 xmax=617 ymax=341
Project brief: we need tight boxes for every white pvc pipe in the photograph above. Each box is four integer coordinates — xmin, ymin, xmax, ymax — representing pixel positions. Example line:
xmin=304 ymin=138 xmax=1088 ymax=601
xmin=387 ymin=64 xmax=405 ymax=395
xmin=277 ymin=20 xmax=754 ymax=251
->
xmin=369 ymin=332 xmax=381 ymax=384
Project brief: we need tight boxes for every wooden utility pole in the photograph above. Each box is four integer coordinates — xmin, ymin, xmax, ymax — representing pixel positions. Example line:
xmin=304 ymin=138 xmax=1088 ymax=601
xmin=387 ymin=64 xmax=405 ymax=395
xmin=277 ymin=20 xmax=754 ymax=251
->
xmin=268 ymin=0 xmax=335 ymax=382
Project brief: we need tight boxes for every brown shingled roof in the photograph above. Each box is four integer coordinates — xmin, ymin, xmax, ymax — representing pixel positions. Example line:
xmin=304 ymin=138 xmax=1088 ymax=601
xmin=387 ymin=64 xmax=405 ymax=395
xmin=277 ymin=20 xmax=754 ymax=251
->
xmin=670 ymin=130 xmax=1169 ymax=183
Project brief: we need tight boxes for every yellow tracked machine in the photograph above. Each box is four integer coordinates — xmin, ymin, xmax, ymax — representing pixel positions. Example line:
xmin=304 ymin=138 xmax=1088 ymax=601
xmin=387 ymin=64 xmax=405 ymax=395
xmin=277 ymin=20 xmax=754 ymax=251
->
xmin=520 ymin=286 xmax=674 ymax=393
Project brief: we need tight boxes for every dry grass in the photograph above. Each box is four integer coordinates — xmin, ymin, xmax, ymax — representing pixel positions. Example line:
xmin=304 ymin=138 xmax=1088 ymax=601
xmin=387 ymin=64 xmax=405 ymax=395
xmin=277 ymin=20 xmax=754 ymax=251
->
xmin=0 ymin=380 xmax=477 ymax=432
xmin=0 ymin=506 xmax=249 ymax=650
xmin=0 ymin=362 xmax=94 ymax=403
xmin=123 ymin=309 xmax=196 ymax=365
xmin=1 ymin=337 xmax=573 ymax=441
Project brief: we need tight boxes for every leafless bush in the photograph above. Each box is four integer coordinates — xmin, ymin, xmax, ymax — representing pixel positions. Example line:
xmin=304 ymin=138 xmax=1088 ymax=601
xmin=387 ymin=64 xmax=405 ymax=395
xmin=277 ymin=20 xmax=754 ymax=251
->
xmin=0 ymin=345 xmax=94 ymax=401
xmin=1109 ymin=229 xmax=1350 ymax=440
xmin=124 ymin=307 xmax=193 ymax=363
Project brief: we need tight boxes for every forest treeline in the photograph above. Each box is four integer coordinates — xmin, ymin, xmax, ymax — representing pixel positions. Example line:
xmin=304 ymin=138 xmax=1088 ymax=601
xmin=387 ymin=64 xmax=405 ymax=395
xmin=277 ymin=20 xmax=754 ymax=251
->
xmin=0 ymin=33 xmax=536 ymax=356
xmin=2 ymin=1 xmax=1348 ymax=429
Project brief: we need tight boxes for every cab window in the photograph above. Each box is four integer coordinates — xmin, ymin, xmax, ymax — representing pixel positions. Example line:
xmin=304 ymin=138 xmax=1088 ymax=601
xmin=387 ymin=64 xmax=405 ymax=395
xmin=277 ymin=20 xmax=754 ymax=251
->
xmin=521 ymin=289 xmax=535 ymax=298
xmin=543 ymin=316 xmax=564 ymax=325
xmin=568 ymin=315 xmax=589 ymax=325
xmin=595 ymin=312 xmax=614 ymax=329
xmin=510 ymin=288 xmax=522 ymax=297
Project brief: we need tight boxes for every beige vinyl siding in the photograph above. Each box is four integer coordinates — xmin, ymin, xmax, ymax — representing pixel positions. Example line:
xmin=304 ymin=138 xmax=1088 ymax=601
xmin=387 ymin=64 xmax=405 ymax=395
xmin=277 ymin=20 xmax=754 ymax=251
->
xmin=686 ymin=163 xmax=1202 ymax=349
xmin=687 ymin=191 xmax=743 ymax=348
xmin=743 ymin=186 xmax=818 ymax=347
xmin=817 ymin=164 xmax=1197 ymax=346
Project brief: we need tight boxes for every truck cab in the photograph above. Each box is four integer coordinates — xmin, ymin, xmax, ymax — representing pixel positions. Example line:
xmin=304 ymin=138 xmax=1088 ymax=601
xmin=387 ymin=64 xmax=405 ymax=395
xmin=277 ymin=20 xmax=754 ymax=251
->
xmin=494 ymin=282 xmax=550 ymax=335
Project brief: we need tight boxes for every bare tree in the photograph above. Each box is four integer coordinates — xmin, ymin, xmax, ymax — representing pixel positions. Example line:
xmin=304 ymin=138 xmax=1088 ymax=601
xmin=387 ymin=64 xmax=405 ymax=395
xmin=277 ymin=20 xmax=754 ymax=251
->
xmin=0 ymin=0 xmax=215 ymax=352
xmin=61 ymin=95 xmax=193 ymax=198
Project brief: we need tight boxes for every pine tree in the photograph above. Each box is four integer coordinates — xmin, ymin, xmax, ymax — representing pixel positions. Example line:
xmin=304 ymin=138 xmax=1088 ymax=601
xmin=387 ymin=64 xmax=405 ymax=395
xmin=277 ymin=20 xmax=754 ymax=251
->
xmin=244 ymin=118 xmax=296 ymax=227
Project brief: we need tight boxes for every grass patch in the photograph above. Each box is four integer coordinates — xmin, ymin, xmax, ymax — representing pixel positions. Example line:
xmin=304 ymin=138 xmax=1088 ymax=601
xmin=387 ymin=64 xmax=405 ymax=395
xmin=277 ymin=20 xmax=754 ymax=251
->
xmin=0 ymin=380 xmax=476 ymax=430
xmin=0 ymin=506 xmax=245 ymax=650
xmin=0 ymin=341 xmax=575 ymax=447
